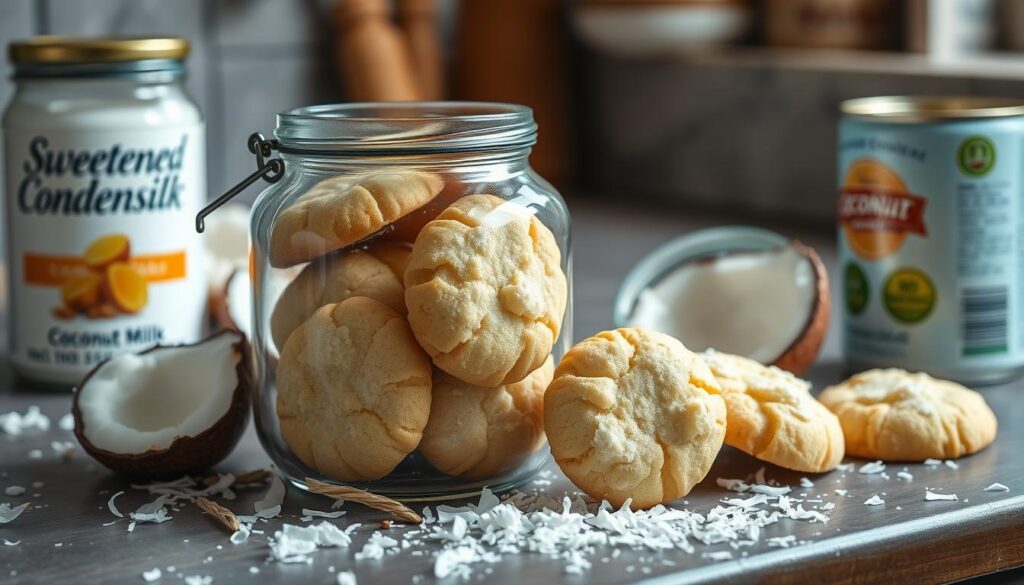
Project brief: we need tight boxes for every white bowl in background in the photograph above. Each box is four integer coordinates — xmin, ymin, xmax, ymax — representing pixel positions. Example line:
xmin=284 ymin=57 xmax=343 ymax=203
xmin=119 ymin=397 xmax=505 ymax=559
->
xmin=574 ymin=1 xmax=751 ymax=57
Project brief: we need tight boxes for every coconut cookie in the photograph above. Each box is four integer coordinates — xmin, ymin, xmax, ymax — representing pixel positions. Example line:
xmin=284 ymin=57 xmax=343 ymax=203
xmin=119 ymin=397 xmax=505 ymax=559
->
xmin=420 ymin=357 xmax=554 ymax=479
xmin=269 ymin=170 xmax=443 ymax=267
xmin=276 ymin=296 xmax=432 ymax=481
xmin=545 ymin=328 xmax=726 ymax=508
xmin=819 ymin=368 xmax=997 ymax=461
xmin=404 ymin=194 xmax=567 ymax=387
xmin=270 ymin=242 xmax=410 ymax=351
xmin=700 ymin=350 xmax=844 ymax=473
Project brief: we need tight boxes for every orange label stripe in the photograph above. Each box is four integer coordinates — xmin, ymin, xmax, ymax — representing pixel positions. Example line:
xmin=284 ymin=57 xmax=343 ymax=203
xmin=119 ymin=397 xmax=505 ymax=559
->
xmin=24 ymin=252 xmax=187 ymax=286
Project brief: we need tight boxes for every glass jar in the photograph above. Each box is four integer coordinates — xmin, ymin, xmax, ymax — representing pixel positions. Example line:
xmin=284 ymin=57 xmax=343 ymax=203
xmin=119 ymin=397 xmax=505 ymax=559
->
xmin=219 ymin=102 xmax=572 ymax=499
xmin=3 ymin=37 xmax=207 ymax=388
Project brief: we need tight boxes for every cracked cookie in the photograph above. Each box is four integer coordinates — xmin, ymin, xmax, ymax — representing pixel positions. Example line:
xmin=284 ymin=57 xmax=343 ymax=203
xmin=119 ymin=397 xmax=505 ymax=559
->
xmin=269 ymin=170 xmax=443 ymax=267
xmin=419 ymin=357 xmax=554 ymax=479
xmin=819 ymin=368 xmax=997 ymax=461
xmin=700 ymin=350 xmax=844 ymax=473
xmin=404 ymin=194 xmax=567 ymax=387
xmin=276 ymin=296 xmax=432 ymax=481
xmin=270 ymin=242 xmax=410 ymax=351
xmin=545 ymin=328 xmax=726 ymax=508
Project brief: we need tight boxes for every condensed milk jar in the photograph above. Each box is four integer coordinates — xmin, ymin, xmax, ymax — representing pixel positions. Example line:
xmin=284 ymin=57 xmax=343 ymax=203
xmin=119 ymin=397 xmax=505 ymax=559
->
xmin=838 ymin=96 xmax=1024 ymax=384
xmin=3 ymin=37 xmax=207 ymax=387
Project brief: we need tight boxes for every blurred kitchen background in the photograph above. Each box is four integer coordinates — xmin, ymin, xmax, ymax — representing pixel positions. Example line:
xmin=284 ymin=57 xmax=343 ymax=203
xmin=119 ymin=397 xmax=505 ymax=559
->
xmin=4 ymin=0 xmax=1024 ymax=223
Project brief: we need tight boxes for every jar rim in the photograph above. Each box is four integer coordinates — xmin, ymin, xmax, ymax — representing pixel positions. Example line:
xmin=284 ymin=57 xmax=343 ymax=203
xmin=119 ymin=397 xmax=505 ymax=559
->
xmin=274 ymin=101 xmax=538 ymax=155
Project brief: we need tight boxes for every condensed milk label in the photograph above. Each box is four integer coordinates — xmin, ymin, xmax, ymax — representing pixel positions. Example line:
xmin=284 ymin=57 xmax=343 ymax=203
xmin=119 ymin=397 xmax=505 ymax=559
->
xmin=4 ymin=127 xmax=207 ymax=383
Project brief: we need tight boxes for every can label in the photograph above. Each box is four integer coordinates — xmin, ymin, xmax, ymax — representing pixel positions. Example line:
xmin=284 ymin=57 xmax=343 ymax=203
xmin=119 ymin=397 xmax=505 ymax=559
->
xmin=4 ymin=127 xmax=207 ymax=384
xmin=838 ymin=117 xmax=1024 ymax=377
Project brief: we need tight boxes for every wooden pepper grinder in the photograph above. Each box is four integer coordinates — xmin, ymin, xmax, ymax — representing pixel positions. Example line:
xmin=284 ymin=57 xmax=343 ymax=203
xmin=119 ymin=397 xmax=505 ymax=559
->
xmin=397 ymin=0 xmax=445 ymax=100
xmin=334 ymin=0 xmax=423 ymax=102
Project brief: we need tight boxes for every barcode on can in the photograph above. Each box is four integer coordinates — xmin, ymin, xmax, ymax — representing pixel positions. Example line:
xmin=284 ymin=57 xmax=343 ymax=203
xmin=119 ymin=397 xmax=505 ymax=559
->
xmin=961 ymin=286 xmax=1009 ymax=355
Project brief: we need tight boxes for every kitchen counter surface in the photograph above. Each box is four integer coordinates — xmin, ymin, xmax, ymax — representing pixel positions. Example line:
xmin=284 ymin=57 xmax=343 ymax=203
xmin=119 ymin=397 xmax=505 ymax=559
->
xmin=2 ymin=199 xmax=1023 ymax=584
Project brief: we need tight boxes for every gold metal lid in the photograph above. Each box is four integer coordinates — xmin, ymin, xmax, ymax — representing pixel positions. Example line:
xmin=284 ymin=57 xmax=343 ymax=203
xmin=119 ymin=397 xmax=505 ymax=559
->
xmin=8 ymin=36 xmax=189 ymax=65
xmin=841 ymin=96 xmax=1024 ymax=122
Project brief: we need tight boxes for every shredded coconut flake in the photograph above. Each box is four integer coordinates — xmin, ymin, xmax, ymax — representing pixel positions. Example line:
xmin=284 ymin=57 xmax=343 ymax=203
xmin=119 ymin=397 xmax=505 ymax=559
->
xmin=130 ymin=495 xmax=172 ymax=525
xmin=944 ymin=460 xmax=959 ymax=470
xmin=0 ymin=502 xmax=30 ymax=524
xmin=4 ymin=486 xmax=25 ymax=497
xmin=142 ymin=568 xmax=162 ymax=582
xmin=924 ymin=490 xmax=958 ymax=502
xmin=300 ymin=508 xmax=347 ymax=522
xmin=183 ymin=576 xmax=212 ymax=585
xmin=337 ymin=571 xmax=357 ymax=585
xmin=58 ymin=413 xmax=74 ymax=431
xmin=108 ymin=491 xmax=125 ymax=518
xmin=897 ymin=472 xmax=913 ymax=482
xmin=253 ymin=475 xmax=285 ymax=519
xmin=858 ymin=461 xmax=886 ymax=474
xmin=924 ymin=458 xmax=942 ymax=466
xmin=230 ymin=525 xmax=251 ymax=545
xmin=0 ymin=406 xmax=50 ymax=435
xmin=799 ymin=478 xmax=814 ymax=488
xmin=269 ymin=522 xmax=356 ymax=563
xmin=985 ymin=483 xmax=1010 ymax=492
xmin=863 ymin=495 xmax=884 ymax=506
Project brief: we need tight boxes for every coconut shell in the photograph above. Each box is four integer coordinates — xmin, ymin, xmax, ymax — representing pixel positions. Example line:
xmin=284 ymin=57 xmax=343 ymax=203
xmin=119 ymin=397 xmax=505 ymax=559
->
xmin=72 ymin=330 xmax=252 ymax=478
xmin=771 ymin=241 xmax=830 ymax=376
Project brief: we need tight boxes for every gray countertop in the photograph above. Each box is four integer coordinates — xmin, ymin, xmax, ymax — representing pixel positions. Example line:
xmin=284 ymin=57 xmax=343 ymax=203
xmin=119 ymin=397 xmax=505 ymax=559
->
xmin=2 ymin=198 xmax=1022 ymax=584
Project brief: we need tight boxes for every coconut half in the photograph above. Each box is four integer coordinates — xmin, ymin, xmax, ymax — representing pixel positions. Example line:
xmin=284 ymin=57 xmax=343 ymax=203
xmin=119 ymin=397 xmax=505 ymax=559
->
xmin=626 ymin=241 xmax=829 ymax=375
xmin=211 ymin=270 xmax=252 ymax=339
xmin=203 ymin=203 xmax=251 ymax=292
xmin=72 ymin=331 xmax=251 ymax=477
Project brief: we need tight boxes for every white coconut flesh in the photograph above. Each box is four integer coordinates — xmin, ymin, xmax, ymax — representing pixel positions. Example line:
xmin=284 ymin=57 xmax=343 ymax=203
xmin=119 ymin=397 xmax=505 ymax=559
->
xmin=78 ymin=334 xmax=241 ymax=454
xmin=227 ymin=273 xmax=252 ymax=339
xmin=203 ymin=203 xmax=250 ymax=291
xmin=627 ymin=245 xmax=816 ymax=363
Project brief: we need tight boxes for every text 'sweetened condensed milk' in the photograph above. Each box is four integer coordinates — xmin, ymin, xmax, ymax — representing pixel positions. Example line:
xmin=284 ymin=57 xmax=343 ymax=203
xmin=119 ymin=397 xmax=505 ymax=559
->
xmin=3 ymin=37 xmax=207 ymax=387
xmin=839 ymin=96 xmax=1024 ymax=384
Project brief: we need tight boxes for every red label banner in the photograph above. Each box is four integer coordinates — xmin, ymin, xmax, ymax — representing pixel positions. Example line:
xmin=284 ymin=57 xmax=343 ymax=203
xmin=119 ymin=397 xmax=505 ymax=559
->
xmin=838 ymin=186 xmax=928 ymax=235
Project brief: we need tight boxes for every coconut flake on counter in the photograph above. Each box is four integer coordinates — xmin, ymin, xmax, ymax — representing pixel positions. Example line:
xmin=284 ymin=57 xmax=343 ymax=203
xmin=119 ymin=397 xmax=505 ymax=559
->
xmin=58 ymin=413 xmax=74 ymax=431
xmin=4 ymin=486 xmax=25 ymax=497
xmin=985 ymin=483 xmax=1010 ymax=492
xmin=127 ymin=495 xmax=173 ymax=531
xmin=858 ymin=461 xmax=885 ymax=474
xmin=230 ymin=525 xmax=251 ymax=545
xmin=269 ymin=522 xmax=358 ymax=563
xmin=301 ymin=508 xmax=347 ymax=522
xmin=142 ymin=568 xmax=162 ymax=582
xmin=252 ymin=475 xmax=285 ymax=520
xmin=183 ymin=576 xmax=213 ymax=585
xmin=336 ymin=571 xmax=357 ymax=585
xmin=924 ymin=459 xmax=942 ymax=467
xmin=897 ymin=471 xmax=914 ymax=482
xmin=4 ymin=539 xmax=20 ymax=546
xmin=107 ymin=491 xmax=125 ymax=518
xmin=0 ymin=502 xmax=30 ymax=524
xmin=924 ymin=490 xmax=958 ymax=502
xmin=799 ymin=478 xmax=814 ymax=488
xmin=944 ymin=460 xmax=959 ymax=470
xmin=0 ymin=405 xmax=51 ymax=435
xmin=863 ymin=495 xmax=884 ymax=506
xmin=835 ymin=463 xmax=855 ymax=473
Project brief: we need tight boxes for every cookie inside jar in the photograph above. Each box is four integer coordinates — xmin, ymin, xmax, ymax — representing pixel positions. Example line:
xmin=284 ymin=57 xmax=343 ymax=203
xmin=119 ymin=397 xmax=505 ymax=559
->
xmin=246 ymin=102 xmax=572 ymax=499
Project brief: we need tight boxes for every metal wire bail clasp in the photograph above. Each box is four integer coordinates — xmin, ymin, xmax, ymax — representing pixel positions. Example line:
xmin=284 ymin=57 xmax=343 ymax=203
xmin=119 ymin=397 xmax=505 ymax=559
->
xmin=195 ymin=132 xmax=285 ymax=233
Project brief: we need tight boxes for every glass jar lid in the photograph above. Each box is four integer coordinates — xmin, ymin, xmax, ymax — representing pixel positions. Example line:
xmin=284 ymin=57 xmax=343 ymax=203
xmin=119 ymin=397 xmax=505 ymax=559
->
xmin=274 ymin=102 xmax=538 ymax=155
